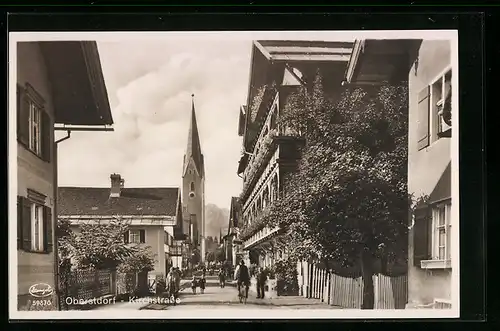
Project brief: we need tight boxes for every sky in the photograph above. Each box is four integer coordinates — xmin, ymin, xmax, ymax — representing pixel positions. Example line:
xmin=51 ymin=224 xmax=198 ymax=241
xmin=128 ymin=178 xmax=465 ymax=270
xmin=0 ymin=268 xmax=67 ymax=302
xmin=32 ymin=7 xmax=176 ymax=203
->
xmin=54 ymin=31 xmax=414 ymax=209
xmin=54 ymin=31 xmax=357 ymax=209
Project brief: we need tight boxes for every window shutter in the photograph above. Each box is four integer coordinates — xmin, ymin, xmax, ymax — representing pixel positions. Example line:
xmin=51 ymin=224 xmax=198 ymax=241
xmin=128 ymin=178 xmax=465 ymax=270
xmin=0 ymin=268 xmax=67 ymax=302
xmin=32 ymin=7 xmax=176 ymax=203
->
xmin=123 ymin=231 xmax=129 ymax=244
xmin=139 ymin=230 xmax=146 ymax=243
xmin=21 ymin=197 xmax=32 ymax=251
xmin=413 ymin=206 xmax=431 ymax=267
xmin=17 ymin=196 xmax=22 ymax=249
xmin=43 ymin=206 xmax=53 ymax=253
xmin=17 ymin=85 xmax=30 ymax=146
xmin=41 ymin=110 xmax=52 ymax=163
xmin=417 ymin=86 xmax=430 ymax=150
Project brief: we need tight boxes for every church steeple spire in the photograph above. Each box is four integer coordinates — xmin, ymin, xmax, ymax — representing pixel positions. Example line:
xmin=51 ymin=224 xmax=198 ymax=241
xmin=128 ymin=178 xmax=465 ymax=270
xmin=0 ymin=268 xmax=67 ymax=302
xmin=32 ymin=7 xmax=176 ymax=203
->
xmin=183 ymin=94 xmax=204 ymax=177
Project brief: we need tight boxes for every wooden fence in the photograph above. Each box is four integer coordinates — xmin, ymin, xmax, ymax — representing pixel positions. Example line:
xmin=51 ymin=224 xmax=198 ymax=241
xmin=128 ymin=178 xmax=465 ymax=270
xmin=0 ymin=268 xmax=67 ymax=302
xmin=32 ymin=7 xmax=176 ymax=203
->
xmin=302 ymin=262 xmax=408 ymax=309
xmin=59 ymin=268 xmax=114 ymax=309
xmin=59 ymin=268 xmax=147 ymax=309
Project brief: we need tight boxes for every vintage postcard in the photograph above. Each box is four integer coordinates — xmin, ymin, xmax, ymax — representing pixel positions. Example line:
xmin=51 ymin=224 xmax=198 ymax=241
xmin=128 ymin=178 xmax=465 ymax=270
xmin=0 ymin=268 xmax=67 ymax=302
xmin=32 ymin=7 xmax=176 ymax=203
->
xmin=9 ymin=30 xmax=459 ymax=319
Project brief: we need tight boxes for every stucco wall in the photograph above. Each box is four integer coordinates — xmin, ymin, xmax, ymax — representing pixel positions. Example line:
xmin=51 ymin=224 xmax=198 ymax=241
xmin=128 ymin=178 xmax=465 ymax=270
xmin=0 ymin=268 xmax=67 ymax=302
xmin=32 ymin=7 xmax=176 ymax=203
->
xmin=407 ymin=39 xmax=453 ymax=306
xmin=17 ymin=42 xmax=57 ymax=308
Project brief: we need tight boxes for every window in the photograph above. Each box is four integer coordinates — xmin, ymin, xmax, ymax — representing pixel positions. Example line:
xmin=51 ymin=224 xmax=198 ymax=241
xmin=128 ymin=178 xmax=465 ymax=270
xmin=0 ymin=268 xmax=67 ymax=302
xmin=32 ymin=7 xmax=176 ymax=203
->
xmin=432 ymin=201 xmax=451 ymax=261
xmin=431 ymin=70 xmax=452 ymax=140
xmin=125 ymin=229 xmax=145 ymax=244
xmin=17 ymin=194 xmax=52 ymax=253
xmin=416 ymin=68 xmax=452 ymax=150
xmin=29 ymin=100 xmax=42 ymax=155
xmin=190 ymin=182 xmax=195 ymax=192
xmin=31 ymin=203 xmax=44 ymax=252
xmin=17 ymin=84 xmax=51 ymax=161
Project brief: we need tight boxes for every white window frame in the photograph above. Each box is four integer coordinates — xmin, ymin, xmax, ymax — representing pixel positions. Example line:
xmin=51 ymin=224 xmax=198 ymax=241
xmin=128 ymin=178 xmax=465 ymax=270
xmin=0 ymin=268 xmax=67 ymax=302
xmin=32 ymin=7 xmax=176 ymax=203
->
xmin=421 ymin=199 xmax=452 ymax=269
xmin=31 ymin=203 xmax=44 ymax=252
xmin=28 ymin=99 xmax=42 ymax=156
xmin=429 ymin=66 xmax=452 ymax=144
xmin=129 ymin=229 xmax=141 ymax=244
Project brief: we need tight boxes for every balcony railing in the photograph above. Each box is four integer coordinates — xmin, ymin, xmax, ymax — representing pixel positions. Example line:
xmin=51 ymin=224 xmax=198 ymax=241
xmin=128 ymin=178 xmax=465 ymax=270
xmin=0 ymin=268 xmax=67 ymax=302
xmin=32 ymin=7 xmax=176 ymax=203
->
xmin=243 ymin=225 xmax=280 ymax=249
xmin=241 ymin=129 xmax=278 ymax=199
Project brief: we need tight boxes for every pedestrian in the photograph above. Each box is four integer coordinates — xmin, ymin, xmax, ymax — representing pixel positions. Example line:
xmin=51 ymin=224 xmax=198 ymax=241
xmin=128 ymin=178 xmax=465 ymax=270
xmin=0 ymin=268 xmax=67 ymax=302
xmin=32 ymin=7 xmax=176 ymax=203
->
xmin=199 ymin=276 xmax=206 ymax=294
xmin=256 ymin=267 xmax=267 ymax=299
xmin=218 ymin=268 xmax=226 ymax=288
xmin=191 ymin=276 xmax=198 ymax=294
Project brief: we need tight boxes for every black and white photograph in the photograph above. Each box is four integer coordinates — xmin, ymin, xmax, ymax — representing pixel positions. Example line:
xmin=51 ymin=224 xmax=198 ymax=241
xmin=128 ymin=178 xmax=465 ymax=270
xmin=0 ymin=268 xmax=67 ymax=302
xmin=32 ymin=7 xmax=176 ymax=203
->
xmin=9 ymin=30 xmax=459 ymax=319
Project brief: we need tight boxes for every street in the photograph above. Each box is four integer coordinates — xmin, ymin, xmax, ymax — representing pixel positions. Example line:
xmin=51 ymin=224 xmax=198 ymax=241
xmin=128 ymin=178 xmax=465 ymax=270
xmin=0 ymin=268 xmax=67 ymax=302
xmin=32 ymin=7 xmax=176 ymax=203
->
xmin=139 ymin=276 xmax=342 ymax=310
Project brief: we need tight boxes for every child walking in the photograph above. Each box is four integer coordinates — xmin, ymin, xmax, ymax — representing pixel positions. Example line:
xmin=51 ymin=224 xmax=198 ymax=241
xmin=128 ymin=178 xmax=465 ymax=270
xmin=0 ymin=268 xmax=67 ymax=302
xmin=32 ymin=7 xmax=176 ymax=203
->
xmin=199 ymin=276 xmax=206 ymax=294
xmin=191 ymin=276 xmax=198 ymax=294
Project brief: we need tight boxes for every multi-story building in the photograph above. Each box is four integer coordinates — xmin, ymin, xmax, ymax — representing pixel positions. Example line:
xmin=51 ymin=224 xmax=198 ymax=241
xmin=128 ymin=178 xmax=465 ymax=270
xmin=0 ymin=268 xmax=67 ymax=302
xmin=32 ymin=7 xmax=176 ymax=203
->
xmin=237 ymin=40 xmax=355 ymax=269
xmin=15 ymin=41 xmax=114 ymax=310
xmin=58 ymin=174 xmax=186 ymax=279
xmin=344 ymin=38 xmax=454 ymax=309
xmin=182 ymin=97 xmax=206 ymax=263
xmin=223 ymin=196 xmax=243 ymax=267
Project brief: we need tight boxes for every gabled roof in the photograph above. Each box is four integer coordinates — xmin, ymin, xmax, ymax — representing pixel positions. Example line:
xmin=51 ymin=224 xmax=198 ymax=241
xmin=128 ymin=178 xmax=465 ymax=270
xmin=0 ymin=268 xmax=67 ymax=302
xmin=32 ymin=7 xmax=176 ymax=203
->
xmin=38 ymin=41 xmax=114 ymax=127
xmin=254 ymin=40 xmax=353 ymax=62
xmin=58 ymin=187 xmax=179 ymax=216
xmin=344 ymin=39 xmax=422 ymax=85
xmin=183 ymin=96 xmax=204 ymax=177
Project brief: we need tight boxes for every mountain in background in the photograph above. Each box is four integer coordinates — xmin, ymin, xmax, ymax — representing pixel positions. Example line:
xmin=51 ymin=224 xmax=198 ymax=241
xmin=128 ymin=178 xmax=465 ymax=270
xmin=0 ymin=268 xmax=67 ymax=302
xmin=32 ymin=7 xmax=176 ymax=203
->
xmin=205 ymin=203 xmax=229 ymax=239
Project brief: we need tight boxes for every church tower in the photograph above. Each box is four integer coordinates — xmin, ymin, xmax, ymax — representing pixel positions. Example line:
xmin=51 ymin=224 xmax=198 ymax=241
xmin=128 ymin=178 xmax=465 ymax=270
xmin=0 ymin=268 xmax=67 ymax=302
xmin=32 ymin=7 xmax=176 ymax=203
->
xmin=182 ymin=95 xmax=206 ymax=263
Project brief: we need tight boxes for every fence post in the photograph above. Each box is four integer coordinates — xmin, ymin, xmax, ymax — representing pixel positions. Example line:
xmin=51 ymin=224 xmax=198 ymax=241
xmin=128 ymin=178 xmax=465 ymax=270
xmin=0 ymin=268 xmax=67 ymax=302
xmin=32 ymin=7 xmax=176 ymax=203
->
xmin=373 ymin=274 xmax=379 ymax=309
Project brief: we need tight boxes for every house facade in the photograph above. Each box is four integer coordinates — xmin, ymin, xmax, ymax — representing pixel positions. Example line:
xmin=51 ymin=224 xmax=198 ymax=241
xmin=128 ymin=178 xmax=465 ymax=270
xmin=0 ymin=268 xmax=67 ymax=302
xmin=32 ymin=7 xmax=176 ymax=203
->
xmin=223 ymin=196 xmax=243 ymax=267
xmin=58 ymin=174 xmax=185 ymax=279
xmin=237 ymin=40 xmax=354 ymax=270
xmin=407 ymin=40 xmax=454 ymax=309
xmin=344 ymin=38 xmax=454 ymax=309
xmin=15 ymin=41 xmax=114 ymax=310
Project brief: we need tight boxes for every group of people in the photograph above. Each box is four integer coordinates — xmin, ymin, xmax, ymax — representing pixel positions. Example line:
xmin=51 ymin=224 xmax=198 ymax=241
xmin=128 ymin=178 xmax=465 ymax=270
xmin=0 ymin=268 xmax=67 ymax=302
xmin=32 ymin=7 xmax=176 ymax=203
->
xmin=165 ymin=267 xmax=182 ymax=297
xmin=233 ymin=260 xmax=268 ymax=299
xmin=190 ymin=267 xmax=207 ymax=294
xmin=167 ymin=260 xmax=269 ymax=300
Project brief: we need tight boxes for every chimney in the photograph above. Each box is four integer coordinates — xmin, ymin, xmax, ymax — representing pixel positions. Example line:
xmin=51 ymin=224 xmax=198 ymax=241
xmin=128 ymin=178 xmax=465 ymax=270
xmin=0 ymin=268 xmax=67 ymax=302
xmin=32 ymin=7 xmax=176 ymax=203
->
xmin=110 ymin=173 xmax=124 ymax=198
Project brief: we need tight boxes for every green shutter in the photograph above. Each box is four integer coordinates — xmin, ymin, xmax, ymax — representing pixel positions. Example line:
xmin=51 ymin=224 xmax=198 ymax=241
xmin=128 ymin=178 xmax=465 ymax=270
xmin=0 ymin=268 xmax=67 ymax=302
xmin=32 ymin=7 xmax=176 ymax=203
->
xmin=139 ymin=230 xmax=146 ymax=243
xmin=21 ymin=197 xmax=32 ymax=251
xmin=413 ymin=206 xmax=432 ymax=267
xmin=123 ymin=231 xmax=129 ymax=244
xmin=417 ymin=86 xmax=430 ymax=150
xmin=43 ymin=206 xmax=53 ymax=253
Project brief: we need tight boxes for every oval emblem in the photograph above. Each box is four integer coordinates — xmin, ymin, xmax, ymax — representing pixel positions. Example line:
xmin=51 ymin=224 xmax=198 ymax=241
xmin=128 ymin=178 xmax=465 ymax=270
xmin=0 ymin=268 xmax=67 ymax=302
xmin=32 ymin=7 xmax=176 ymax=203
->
xmin=29 ymin=283 xmax=54 ymax=298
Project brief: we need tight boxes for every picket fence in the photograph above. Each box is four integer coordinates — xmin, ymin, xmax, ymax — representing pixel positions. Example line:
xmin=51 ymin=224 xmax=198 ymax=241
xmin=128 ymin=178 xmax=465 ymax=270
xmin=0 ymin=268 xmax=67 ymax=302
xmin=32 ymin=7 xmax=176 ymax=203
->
xmin=59 ymin=268 xmax=145 ymax=309
xmin=304 ymin=263 xmax=408 ymax=309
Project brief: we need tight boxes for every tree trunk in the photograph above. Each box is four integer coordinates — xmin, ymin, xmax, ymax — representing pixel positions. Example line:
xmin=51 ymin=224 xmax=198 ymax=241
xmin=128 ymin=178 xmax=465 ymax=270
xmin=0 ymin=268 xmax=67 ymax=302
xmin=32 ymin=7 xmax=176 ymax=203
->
xmin=361 ymin=249 xmax=375 ymax=309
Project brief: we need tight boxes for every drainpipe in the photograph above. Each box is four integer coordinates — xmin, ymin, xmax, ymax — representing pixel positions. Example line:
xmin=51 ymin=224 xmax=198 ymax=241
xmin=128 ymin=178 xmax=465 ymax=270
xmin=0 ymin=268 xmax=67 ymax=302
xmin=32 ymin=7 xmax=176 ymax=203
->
xmin=53 ymin=129 xmax=71 ymax=310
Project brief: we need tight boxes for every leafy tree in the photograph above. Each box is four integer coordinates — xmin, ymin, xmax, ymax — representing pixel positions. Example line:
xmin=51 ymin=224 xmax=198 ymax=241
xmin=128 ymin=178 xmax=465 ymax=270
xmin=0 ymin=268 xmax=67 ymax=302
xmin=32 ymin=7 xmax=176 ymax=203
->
xmin=215 ymin=248 xmax=225 ymax=262
xmin=59 ymin=218 xmax=143 ymax=270
xmin=262 ymin=73 xmax=411 ymax=309
xmin=191 ymin=249 xmax=201 ymax=265
xmin=117 ymin=245 xmax=156 ymax=274
xmin=206 ymin=251 xmax=215 ymax=263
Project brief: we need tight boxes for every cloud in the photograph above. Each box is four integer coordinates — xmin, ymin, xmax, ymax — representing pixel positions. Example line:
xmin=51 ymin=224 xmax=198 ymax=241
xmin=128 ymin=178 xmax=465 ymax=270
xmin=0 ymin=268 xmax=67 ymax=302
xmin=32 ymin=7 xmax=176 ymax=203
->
xmin=58 ymin=38 xmax=249 ymax=208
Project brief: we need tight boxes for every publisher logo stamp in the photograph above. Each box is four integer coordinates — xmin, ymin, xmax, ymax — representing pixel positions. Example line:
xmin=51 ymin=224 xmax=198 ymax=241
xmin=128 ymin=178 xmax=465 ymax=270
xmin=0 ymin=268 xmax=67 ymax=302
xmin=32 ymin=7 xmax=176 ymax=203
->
xmin=29 ymin=283 xmax=54 ymax=298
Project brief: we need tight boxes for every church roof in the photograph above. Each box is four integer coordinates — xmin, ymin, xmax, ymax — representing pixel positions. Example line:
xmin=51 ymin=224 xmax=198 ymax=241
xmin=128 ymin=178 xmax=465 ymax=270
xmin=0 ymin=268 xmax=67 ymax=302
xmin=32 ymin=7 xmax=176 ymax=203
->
xmin=183 ymin=96 xmax=204 ymax=177
xmin=58 ymin=187 xmax=179 ymax=216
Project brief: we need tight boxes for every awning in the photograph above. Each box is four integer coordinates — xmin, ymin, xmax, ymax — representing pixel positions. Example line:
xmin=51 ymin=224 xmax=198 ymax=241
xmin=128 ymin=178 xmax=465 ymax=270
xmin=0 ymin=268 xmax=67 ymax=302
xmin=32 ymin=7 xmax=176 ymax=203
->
xmin=429 ymin=162 xmax=451 ymax=204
